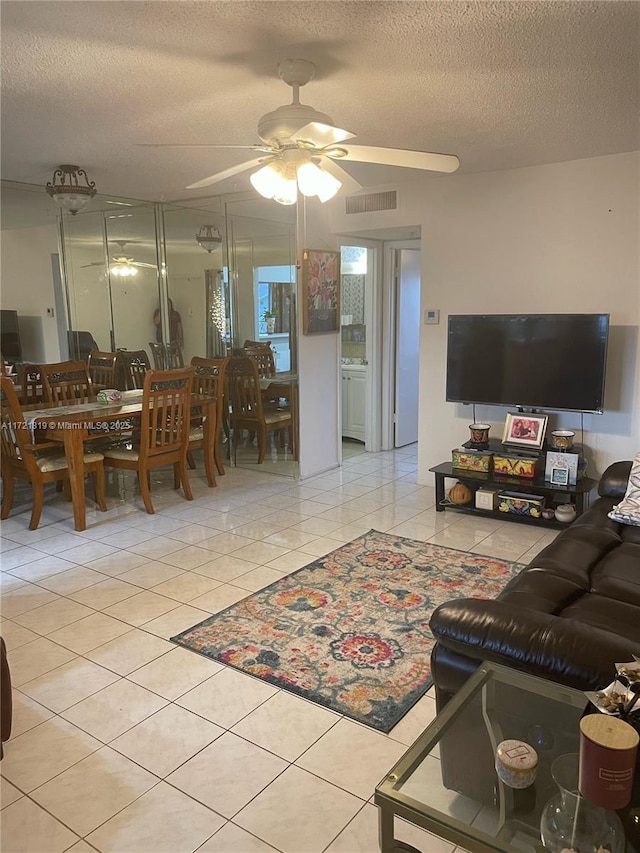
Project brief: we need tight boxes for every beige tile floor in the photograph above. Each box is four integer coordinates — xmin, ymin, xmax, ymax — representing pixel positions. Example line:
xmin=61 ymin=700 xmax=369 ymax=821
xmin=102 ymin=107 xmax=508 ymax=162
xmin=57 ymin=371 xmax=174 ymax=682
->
xmin=0 ymin=442 xmax=558 ymax=853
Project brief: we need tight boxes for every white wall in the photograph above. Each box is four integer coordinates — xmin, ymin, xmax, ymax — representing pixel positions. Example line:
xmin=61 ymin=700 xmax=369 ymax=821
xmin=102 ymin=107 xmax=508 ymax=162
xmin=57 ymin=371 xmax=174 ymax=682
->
xmin=328 ymin=152 xmax=640 ymax=479
xmin=0 ymin=224 xmax=61 ymax=361
xmin=297 ymin=200 xmax=342 ymax=479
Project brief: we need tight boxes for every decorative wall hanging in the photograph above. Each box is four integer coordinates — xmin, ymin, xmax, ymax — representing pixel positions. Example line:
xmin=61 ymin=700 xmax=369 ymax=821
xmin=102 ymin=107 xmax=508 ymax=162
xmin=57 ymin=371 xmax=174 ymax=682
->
xmin=302 ymin=249 xmax=340 ymax=334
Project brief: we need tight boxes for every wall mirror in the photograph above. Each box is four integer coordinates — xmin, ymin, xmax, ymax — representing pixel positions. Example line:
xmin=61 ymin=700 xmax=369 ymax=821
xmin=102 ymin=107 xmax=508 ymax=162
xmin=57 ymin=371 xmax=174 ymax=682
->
xmin=1 ymin=180 xmax=300 ymax=480
xmin=224 ymin=196 xmax=298 ymax=476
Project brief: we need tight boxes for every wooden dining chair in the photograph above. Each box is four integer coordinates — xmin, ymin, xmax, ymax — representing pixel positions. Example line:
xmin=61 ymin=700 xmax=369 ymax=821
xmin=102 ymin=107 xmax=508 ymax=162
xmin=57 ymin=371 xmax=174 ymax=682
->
xmin=148 ymin=342 xmax=167 ymax=370
xmin=102 ymin=366 xmax=195 ymax=514
xmin=87 ymin=350 xmax=119 ymax=387
xmin=166 ymin=341 xmax=184 ymax=368
xmin=40 ymin=360 xmax=93 ymax=403
xmin=243 ymin=345 xmax=276 ymax=378
xmin=228 ymin=356 xmax=294 ymax=464
xmin=119 ymin=350 xmax=151 ymax=390
xmin=18 ymin=364 xmax=45 ymax=405
xmin=149 ymin=341 xmax=184 ymax=370
xmin=188 ymin=356 xmax=229 ymax=480
xmin=0 ymin=377 xmax=107 ymax=529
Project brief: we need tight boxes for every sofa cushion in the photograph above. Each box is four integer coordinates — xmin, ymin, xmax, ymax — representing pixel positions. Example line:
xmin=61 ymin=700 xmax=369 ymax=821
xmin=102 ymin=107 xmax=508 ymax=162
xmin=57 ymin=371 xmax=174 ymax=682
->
xmin=590 ymin=542 xmax=640 ymax=605
xmin=560 ymin=593 xmax=640 ymax=643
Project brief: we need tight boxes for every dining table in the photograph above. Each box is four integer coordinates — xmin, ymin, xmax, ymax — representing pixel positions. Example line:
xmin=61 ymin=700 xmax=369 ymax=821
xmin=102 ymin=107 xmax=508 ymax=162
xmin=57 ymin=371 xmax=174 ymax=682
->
xmin=23 ymin=389 xmax=217 ymax=531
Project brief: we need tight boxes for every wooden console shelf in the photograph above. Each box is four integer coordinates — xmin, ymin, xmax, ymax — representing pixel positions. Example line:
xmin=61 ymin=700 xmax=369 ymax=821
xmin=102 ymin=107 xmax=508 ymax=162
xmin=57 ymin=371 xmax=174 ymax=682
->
xmin=429 ymin=461 xmax=597 ymax=529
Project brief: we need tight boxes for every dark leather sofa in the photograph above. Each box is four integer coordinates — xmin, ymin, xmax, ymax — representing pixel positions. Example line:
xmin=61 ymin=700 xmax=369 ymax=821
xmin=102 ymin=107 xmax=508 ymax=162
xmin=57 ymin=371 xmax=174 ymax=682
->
xmin=430 ymin=460 xmax=638 ymax=705
xmin=428 ymin=460 xmax=640 ymax=842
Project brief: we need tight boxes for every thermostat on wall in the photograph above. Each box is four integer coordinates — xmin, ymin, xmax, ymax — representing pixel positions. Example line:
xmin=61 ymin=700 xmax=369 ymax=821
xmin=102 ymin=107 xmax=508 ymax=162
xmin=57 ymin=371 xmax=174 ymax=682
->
xmin=424 ymin=308 xmax=440 ymax=324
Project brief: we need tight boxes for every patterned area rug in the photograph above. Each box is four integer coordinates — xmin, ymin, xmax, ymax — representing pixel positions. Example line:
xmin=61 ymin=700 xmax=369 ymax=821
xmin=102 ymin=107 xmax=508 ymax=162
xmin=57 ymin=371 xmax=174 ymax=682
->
xmin=171 ymin=530 xmax=523 ymax=732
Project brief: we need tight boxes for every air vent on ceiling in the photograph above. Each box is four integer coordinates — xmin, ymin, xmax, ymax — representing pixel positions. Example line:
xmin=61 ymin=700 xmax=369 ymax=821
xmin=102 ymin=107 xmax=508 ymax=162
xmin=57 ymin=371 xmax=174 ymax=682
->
xmin=345 ymin=190 xmax=397 ymax=214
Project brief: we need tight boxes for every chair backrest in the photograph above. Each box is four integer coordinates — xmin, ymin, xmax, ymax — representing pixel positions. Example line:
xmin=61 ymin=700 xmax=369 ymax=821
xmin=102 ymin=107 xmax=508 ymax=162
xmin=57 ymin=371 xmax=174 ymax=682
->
xmin=87 ymin=350 xmax=119 ymax=387
xmin=190 ymin=356 xmax=228 ymax=428
xmin=120 ymin=349 xmax=151 ymax=390
xmin=139 ymin=367 xmax=194 ymax=461
xmin=18 ymin=363 xmax=44 ymax=405
xmin=166 ymin=341 xmax=184 ymax=368
xmin=228 ymin=356 xmax=264 ymax=423
xmin=243 ymin=345 xmax=276 ymax=378
xmin=40 ymin=360 xmax=92 ymax=403
xmin=149 ymin=341 xmax=184 ymax=371
xmin=0 ymin=376 xmax=40 ymax=476
xmin=148 ymin=342 xmax=167 ymax=370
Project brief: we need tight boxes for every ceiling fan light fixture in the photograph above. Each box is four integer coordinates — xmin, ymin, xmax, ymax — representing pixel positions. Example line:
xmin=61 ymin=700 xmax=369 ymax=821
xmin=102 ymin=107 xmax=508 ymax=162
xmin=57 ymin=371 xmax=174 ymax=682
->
xmin=250 ymin=161 xmax=297 ymax=205
xmin=110 ymin=262 xmax=138 ymax=277
xmin=195 ymin=224 xmax=222 ymax=253
xmin=297 ymin=160 xmax=341 ymax=201
xmin=249 ymin=162 xmax=282 ymax=198
xmin=46 ymin=165 xmax=97 ymax=215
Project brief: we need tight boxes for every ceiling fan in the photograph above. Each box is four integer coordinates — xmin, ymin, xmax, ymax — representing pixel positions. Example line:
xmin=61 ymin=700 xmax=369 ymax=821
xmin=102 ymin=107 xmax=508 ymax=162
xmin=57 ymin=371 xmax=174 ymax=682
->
xmin=82 ymin=241 xmax=157 ymax=277
xmin=143 ymin=59 xmax=460 ymax=205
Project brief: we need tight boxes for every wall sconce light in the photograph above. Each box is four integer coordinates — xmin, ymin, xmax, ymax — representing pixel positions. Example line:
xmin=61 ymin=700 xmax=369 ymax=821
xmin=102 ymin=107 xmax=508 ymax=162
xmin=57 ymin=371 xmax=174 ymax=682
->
xmin=195 ymin=225 xmax=223 ymax=253
xmin=46 ymin=165 xmax=97 ymax=215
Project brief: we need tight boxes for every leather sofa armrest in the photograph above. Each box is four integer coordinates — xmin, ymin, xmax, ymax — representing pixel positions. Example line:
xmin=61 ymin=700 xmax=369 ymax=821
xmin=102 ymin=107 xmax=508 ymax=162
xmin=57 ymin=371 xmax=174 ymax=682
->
xmin=598 ymin=461 xmax=632 ymax=498
xmin=430 ymin=598 xmax=639 ymax=691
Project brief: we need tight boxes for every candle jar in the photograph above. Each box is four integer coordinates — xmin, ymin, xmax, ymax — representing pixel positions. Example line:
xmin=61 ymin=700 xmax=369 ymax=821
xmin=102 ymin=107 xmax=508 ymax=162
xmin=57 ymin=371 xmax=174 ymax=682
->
xmin=469 ymin=423 xmax=490 ymax=446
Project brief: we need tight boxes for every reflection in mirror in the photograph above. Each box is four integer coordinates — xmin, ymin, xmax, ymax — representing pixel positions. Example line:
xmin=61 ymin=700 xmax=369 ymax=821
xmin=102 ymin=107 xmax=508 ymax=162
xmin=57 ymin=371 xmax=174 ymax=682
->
xmin=255 ymin=266 xmax=295 ymax=371
xmin=60 ymin=199 xmax=160 ymax=361
xmin=225 ymin=199 xmax=298 ymax=476
xmin=4 ymin=180 xmax=300 ymax=480
xmin=161 ymin=200 xmax=227 ymax=366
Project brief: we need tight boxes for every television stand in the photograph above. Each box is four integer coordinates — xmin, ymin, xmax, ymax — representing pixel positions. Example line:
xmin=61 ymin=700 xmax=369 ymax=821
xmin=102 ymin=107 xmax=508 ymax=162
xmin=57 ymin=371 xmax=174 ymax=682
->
xmin=429 ymin=461 xmax=596 ymax=530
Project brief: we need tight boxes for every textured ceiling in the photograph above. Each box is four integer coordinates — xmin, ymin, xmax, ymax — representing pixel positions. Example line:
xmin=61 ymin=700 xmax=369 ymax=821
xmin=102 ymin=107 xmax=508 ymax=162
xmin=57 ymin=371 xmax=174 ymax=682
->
xmin=1 ymin=0 xmax=639 ymax=203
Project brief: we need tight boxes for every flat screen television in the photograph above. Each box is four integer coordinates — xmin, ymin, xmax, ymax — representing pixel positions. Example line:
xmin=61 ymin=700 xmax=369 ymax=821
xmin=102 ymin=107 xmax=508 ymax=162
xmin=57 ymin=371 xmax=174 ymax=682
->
xmin=446 ymin=313 xmax=610 ymax=413
xmin=0 ymin=309 xmax=22 ymax=362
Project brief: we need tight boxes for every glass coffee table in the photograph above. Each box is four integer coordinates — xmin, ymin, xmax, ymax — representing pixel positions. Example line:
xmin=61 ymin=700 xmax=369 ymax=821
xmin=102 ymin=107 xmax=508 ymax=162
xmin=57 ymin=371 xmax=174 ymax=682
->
xmin=375 ymin=661 xmax=635 ymax=853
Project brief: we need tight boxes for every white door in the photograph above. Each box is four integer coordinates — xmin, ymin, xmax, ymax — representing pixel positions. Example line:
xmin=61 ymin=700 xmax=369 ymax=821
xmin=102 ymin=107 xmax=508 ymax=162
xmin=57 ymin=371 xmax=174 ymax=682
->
xmin=394 ymin=249 xmax=421 ymax=447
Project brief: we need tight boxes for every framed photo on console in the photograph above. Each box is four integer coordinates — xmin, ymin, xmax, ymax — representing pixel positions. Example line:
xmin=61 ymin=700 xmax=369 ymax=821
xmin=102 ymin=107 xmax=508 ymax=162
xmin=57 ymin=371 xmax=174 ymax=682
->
xmin=545 ymin=450 xmax=579 ymax=485
xmin=502 ymin=413 xmax=548 ymax=450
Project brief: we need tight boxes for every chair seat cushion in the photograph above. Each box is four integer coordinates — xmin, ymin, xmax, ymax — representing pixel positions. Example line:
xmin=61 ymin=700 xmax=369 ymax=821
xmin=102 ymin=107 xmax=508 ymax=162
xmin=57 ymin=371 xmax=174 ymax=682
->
xmin=103 ymin=447 xmax=140 ymax=461
xmin=264 ymin=411 xmax=291 ymax=425
xmin=36 ymin=451 xmax=104 ymax=472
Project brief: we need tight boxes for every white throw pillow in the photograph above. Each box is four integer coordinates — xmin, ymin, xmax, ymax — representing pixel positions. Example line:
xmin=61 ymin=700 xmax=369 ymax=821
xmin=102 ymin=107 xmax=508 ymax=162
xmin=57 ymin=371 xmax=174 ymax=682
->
xmin=608 ymin=452 xmax=640 ymax=526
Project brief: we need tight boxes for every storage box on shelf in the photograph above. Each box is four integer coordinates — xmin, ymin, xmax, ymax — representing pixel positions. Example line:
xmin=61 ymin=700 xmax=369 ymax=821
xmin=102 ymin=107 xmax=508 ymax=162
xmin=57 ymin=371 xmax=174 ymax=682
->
xmin=451 ymin=447 xmax=493 ymax=472
xmin=493 ymin=453 xmax=539 ymax=479
xmin=497 ymin=491 xmax=546 ymax=518
xmin=474 ymin=487 xmax=501 ymax=510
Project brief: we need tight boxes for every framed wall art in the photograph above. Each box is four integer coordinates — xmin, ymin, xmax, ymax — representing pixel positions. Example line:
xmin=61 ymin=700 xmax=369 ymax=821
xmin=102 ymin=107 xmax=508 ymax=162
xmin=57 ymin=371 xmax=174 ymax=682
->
xmin=302 ymin=249 xmax=340 ymax=334
xmin=502 ymin=413 xmax=548 ymax=450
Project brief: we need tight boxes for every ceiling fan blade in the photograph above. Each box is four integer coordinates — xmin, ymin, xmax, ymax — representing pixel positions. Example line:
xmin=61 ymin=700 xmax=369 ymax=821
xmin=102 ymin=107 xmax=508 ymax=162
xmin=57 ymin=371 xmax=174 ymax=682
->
xmin=294 ymin=122 xmax=356 ymax=148
xmin=133 ymin=262 xmax=158 ymax=269
xmin=80 ymin=262 xmax=104 ymax=269
xmin=139 ymin=143 xmax=272 ymax=151
xmin=333 ymin=145 xmax=460 ymax=174
xmin=187 ymin=156 xmax=275 ymax=190
xmin=319 ymin=158 xmax=363 ymax=195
